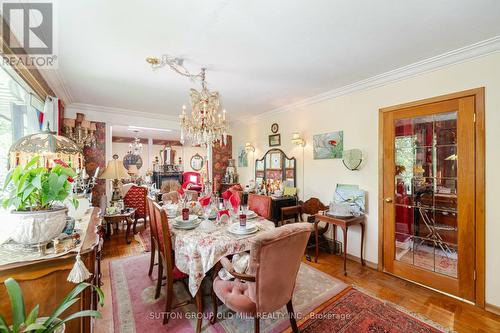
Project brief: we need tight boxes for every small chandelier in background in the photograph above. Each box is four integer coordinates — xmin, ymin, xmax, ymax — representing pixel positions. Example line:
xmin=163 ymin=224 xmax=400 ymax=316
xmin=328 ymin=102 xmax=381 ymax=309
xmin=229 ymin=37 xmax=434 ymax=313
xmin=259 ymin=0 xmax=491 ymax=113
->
xmin=146 ymin=55 xmax=229 ymax=147
xmin=128 ymin=130 xmax=143 ymax=155
xmin=62 ymin=113 xmax=97 ymax=149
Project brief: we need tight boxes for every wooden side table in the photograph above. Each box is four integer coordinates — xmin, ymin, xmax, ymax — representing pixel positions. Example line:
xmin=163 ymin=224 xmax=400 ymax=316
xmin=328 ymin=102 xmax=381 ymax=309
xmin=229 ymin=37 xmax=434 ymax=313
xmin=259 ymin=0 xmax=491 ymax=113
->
xmin=103 ymin=209 xmax=136 ymax=244
xmin=314 ymin=212 xmax=365 ymax=275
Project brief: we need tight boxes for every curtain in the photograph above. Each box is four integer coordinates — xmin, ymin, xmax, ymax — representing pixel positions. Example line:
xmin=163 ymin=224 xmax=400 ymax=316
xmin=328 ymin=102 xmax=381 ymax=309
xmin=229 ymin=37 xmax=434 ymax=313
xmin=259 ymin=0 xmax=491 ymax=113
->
xmin=42 ymin=96 xmax=59 ymax=132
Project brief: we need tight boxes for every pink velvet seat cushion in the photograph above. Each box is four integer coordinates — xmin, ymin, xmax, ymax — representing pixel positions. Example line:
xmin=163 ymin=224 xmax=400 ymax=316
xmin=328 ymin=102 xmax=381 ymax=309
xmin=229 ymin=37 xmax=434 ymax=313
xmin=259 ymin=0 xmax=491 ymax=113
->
xmin=213 ymin=276 xmax=257 ymax=315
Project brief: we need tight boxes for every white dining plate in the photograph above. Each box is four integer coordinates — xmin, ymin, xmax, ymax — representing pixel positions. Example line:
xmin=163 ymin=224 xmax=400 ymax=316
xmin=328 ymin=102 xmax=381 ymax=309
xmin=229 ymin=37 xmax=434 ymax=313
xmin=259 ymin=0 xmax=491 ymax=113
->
xmin=228 ymin=222 xmax=259 ymax=235
xmin=174 ymin=215 xmax=199 ymax=223
xmin=246 ymin=211 xmax=258 ymax=219
xmin=172 ymin=219 xmax=201 ymax=230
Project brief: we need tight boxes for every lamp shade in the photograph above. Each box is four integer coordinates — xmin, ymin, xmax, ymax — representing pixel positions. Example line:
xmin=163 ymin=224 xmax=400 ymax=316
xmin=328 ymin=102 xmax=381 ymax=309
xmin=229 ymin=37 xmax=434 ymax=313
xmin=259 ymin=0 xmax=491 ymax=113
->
xmin=100 ymin=156 xmax=129 ymax=180
xmin=8 ymin=130 xmax=83 ymax=169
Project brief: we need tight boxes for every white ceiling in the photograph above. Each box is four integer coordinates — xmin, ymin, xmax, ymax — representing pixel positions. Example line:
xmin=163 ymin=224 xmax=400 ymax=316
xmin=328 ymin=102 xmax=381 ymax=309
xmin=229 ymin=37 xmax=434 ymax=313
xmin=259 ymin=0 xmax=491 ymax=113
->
xmin=42 ymin=0 xmax=500 ymax=120
xmin=112 ymin=125 xmax=180 ymax=141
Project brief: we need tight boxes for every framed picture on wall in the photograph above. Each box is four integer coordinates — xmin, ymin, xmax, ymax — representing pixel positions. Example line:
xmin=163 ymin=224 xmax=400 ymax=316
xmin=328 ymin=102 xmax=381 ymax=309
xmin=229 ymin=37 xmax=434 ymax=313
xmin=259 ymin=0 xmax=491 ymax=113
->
xmin=269 ymin=134 xmax=281 ymax=147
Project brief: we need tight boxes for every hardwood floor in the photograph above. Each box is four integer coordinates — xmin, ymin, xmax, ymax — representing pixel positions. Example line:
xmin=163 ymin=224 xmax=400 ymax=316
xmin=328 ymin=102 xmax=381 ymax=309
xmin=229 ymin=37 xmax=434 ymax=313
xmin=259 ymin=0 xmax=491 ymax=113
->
xmin=95 ymin=224 xmax=500 ymax=333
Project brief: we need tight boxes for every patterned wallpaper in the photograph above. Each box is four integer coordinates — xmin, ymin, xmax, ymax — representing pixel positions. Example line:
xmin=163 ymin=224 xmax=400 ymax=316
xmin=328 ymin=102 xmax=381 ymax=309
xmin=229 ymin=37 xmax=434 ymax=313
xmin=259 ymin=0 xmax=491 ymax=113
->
xmin=212 ymin=135 xmax=232 ymax=192
xmin=82 ymin=122 xmax=106 ymax=206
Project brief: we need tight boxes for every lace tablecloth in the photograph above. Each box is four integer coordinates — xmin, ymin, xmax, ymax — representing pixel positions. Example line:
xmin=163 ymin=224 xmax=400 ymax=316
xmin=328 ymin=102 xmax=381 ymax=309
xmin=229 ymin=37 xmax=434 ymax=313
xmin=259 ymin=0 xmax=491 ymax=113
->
xmin=170 ymin=216 xmax=275 ymax=296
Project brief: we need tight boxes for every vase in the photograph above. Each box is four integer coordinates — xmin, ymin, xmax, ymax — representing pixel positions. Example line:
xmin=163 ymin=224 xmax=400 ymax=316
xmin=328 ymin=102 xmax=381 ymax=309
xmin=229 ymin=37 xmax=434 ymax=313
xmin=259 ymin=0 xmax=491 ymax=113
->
xmin=9 ymin=207 xmax=68 ymax=245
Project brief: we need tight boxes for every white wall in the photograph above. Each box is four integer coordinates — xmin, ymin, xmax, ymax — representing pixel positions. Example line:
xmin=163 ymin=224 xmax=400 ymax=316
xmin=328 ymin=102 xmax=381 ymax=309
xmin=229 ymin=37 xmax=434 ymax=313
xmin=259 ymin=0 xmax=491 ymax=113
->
xmin=231 ymin=53 xmax=500 ymax=307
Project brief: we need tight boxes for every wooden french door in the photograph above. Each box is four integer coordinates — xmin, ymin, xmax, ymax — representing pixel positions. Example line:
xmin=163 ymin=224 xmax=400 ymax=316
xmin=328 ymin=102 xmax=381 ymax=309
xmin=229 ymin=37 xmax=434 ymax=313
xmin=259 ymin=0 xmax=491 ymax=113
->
xmin=380 ymin=90 xmax=484 ymax=303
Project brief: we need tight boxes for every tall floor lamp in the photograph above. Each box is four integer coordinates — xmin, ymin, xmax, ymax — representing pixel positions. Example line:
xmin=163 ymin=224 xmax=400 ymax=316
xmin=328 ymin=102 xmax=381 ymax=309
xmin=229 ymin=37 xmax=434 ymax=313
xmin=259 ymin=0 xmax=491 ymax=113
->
xmin=291 ymin=133 xmax=306 ymax=200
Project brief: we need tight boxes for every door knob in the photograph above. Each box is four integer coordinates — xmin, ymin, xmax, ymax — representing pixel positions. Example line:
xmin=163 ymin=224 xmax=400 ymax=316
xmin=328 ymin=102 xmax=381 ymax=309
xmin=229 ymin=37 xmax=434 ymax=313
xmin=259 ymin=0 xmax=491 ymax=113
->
xmin=384 ymin=198 xmax=393 ymax=203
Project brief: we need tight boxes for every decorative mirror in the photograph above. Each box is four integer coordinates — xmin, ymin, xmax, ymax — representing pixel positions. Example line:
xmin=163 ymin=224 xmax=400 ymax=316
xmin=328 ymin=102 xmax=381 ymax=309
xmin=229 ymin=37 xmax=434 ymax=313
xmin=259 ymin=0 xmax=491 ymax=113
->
xmin=255 ymin=149 xmax=296 ymax=187
xmin=190 ymin=153 xmax=204 ymax=171
xmin=123 ymin=153 xmax=143 ymax=170
xmin=342 ymin=149 xmax=363 ymax=171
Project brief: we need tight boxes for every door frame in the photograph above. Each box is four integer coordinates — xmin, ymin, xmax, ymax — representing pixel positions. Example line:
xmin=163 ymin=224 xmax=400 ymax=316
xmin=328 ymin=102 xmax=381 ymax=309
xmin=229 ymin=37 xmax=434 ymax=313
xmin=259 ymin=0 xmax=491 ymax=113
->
xmin=378 ymin=87 xmax=485 ymax=307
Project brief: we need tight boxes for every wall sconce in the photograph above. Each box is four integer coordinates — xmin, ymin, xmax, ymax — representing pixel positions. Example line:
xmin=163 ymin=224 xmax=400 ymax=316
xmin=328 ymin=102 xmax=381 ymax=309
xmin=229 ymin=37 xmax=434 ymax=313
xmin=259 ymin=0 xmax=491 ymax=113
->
xmin=291 ymin=132 xmax=305 ymax=147
xmin=291 ymin=133 xmax=306 ymax=200
xmin=244 ymin=142 xmax=256 ymax=178
xmin=244 ymin=142 xmax=255 ymax=152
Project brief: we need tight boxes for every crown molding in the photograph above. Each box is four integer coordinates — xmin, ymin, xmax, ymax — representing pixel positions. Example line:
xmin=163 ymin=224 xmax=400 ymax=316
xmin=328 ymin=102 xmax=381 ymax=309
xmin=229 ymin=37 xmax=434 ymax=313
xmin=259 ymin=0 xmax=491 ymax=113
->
xmin=37 ymin=68 xmax=74 ymax=105
xmin=246 ymin=36 xmax=500 ymax=123
xmin=67 ymin=102 xmax=180 ymax=122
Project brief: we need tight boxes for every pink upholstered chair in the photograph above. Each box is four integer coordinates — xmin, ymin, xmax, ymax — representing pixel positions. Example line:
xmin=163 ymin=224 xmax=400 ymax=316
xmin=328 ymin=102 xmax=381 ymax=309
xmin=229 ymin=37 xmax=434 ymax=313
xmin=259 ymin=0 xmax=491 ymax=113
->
xmin=211 ymin=223 xmax=313 ymax=333
xmin=182 ymin=171 xmax=203 ymax=192
xmin=248 ymin=193 xmax=272 ymax=220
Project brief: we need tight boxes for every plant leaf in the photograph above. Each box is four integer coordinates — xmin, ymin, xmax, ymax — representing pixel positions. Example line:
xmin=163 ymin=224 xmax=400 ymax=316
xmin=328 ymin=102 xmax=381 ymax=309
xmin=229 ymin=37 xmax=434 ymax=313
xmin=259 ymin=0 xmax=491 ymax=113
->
xmin=42 ymin=297 xmax=79 ymax=328
xmin=4 ymin=278 xmax=26 ymax=332
xmin=25 ymin=304 xmax=39 ymax=326
xmin=0 ymin=314 xmax=11 ymax=333
xmin=25 ymin=156 xmax=40 ymax=169
xmin=50 ymin=310 xmax=101 ymax=332
xmin=21 ymin=323 xmax=45 ymax=332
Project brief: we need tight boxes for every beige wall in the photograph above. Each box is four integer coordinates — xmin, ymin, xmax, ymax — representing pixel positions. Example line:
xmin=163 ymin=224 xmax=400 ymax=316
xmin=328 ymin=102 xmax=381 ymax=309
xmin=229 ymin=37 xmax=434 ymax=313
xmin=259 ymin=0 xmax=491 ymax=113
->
xmin=112 ymin=142 xmax=206 ymax=175
xmin=231 ymin=52 xmax=500 ymax=306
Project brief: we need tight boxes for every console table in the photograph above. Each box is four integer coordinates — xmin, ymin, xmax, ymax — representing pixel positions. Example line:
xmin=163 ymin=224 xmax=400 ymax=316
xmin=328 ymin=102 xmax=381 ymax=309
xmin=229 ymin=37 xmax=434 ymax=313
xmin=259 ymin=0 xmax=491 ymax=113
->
xmin=314 ymin=212 xmax=365 ymax=275
xmin=0 ymin=208 xmax=102 ymax=333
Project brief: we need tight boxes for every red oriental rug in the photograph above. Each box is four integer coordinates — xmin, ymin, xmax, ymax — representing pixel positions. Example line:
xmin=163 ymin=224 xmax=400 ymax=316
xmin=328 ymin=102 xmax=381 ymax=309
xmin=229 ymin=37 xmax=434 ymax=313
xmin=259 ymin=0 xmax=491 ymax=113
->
xmin=134 ymin=227 xmax=151 ymax=252
xmin=109 ymin=253 xmax=348 ymax=332
xmin=293 ymin=288 xmax=450 ymax=333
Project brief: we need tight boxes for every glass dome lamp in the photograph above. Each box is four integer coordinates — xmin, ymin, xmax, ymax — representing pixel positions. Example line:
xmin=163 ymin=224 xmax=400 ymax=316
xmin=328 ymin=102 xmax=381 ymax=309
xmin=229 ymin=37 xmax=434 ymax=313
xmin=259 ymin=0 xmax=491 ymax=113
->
xmin=8 ymin=126 xmax=84 ymax=170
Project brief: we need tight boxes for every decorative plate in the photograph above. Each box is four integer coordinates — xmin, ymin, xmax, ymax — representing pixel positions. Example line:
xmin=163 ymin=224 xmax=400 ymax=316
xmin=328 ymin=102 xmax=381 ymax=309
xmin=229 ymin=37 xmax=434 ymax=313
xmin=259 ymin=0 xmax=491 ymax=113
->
xmin=271 ymin=123 xmax=279 ymax=134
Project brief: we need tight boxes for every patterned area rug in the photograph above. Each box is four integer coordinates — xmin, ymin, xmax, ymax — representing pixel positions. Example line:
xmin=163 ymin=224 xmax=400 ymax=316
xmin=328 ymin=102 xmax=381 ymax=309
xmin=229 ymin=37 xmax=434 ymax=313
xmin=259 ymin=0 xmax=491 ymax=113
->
xmin=134 ymin=228 xmax=151 ymax=252
xmin=294 ymin=288 xmax=449 ymax=333
xmin=109 ymin=253 xmax=348 ymax=332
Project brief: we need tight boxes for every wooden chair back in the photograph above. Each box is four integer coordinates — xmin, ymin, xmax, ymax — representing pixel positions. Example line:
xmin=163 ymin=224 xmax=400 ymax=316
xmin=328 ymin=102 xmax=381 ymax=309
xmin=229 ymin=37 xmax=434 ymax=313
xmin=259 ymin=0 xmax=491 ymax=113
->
xmin=152 ymin=202 xmax=175 ymax=272
xmin=146 ymin=197 xmax=159 ymax=245
xmin=300 ymin=197 xmax=327 ymax=222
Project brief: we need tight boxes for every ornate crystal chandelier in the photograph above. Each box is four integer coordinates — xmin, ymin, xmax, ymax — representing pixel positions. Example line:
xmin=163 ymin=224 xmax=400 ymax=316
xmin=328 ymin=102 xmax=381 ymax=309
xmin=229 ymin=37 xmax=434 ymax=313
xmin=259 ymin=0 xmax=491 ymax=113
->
xmin=128 ymin=131 xmax=143 ymax=155
xmin=146 ymin=55 xmax=229 ymax=147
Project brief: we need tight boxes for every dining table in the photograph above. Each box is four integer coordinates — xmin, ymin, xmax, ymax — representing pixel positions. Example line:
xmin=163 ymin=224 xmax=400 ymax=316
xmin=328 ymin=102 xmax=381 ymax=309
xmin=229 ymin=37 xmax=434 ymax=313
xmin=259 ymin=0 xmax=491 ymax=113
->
xmin=167 ymin=210 xmax=275 ymax=297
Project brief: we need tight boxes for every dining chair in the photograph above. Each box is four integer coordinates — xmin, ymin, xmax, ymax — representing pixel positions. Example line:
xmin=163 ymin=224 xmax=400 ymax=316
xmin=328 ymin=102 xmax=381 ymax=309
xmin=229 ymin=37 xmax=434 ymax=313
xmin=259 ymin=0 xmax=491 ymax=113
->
xmin=211 ymin=223 xmax=313 ymax=333
xmin=248 ymin=194 xmax=272 ymax=220
xmin=184 ymin=189 xmax=199 ymax=201
xmin=152 ymin=202 xmax=203 ymax=330
xmin=280 ymin=205 xmax=303 ymax=226
xmin=146 ymin=197 xmax=159 ymax=278
xmin=124 ymin=185 xmax=148 ymax=228
xmin=162 ymin=191 xmax=180 ymax=204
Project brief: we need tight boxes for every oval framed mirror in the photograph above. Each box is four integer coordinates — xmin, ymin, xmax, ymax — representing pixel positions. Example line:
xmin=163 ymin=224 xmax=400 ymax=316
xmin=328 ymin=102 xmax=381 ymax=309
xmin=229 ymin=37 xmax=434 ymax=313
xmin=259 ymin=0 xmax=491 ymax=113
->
xmin=190 ymin=153 xmax=204 ymax=171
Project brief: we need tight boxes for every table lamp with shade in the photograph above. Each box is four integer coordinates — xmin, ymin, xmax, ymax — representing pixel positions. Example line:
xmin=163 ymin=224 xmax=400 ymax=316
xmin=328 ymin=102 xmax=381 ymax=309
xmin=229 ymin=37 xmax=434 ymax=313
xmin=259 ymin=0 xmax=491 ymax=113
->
xmin=99 ymin=154 xmax=130 ymax=202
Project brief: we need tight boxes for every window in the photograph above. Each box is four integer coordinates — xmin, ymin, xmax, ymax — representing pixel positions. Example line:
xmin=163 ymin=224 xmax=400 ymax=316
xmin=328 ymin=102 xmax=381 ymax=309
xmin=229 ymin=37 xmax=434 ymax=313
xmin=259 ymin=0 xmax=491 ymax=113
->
xmin=0 ymin=65 xmax=44 ymax=187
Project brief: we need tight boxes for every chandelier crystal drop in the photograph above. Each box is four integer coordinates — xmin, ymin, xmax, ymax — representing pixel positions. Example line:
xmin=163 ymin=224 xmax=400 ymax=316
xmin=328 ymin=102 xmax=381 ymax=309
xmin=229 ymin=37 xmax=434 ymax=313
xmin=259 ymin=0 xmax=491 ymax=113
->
xmin=128 ymin=131 xmax=143 ymax=155
xmin=146 ymin=55 xmax=229 ymax=147
xmin=179 ymin=69 xmax=228 ymax=147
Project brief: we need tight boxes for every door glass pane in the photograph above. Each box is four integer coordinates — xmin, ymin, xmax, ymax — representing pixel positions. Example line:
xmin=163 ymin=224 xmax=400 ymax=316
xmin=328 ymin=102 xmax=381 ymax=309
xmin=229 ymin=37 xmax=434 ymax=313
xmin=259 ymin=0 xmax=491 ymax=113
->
xmin=394 ymin=112 xmax=458 ymax=278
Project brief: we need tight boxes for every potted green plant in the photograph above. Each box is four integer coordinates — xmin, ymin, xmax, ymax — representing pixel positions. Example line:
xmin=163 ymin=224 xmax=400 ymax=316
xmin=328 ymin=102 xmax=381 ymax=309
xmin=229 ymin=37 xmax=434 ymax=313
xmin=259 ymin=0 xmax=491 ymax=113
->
xmin=0 ymin=278 xmax=103 ymax=332
xmin=2 ymin=156 xmax=78 ymax=245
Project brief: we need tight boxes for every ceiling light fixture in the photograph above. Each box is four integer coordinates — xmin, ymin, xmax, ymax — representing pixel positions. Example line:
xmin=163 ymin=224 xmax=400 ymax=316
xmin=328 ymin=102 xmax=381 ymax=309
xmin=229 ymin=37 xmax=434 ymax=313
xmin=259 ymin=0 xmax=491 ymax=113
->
xmin=146 ymin=55 xmax=229 ymax=147
xmin=128 ymin=130 xmax=143 ymax=155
